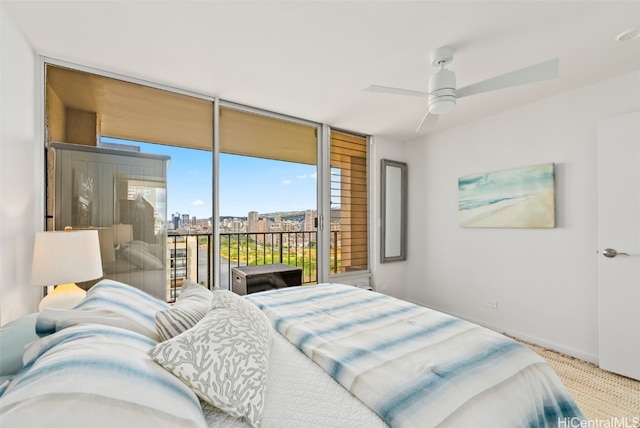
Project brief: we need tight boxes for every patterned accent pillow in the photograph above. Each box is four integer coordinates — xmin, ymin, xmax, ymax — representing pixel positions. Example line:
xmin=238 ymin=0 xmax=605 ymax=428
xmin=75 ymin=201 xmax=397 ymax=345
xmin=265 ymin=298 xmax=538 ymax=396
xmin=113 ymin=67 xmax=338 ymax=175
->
xmin=155 ymin=279 xmax=213 ymax=341
xmin=149 ymin=290 xmax=272 ymax=428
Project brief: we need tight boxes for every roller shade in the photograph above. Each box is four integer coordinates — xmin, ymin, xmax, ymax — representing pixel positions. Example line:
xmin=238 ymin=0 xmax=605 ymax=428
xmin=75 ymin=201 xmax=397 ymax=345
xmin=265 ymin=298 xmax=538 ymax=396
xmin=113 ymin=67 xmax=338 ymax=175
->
xmin=219 ymin=107 xmax=317 ymax=165
xmin=46 ymin=65 xmax=213 ymax=151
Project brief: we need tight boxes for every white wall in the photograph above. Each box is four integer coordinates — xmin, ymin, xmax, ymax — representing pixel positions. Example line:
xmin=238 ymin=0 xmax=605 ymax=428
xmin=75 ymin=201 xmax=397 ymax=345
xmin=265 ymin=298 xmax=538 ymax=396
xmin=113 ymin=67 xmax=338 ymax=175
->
xmin=371 ymin=136 xmax=407 ymax=299
xmin=404 ymin=70 xmax=640 ymax=363
xmin=0 ymin=3 xmax=43 ymax=325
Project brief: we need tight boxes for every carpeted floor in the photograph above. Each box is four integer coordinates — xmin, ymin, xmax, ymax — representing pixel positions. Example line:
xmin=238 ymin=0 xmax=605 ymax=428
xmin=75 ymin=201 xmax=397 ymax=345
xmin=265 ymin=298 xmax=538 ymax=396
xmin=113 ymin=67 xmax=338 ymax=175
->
xmin=522 ymin=341 xmax=640 ymax=425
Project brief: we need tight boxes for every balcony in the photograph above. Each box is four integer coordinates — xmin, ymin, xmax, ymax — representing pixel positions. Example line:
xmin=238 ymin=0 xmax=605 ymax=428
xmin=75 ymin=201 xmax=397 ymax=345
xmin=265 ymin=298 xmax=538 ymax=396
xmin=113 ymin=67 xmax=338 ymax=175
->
xmin=166 ymin=231 xmax=342 ymax=300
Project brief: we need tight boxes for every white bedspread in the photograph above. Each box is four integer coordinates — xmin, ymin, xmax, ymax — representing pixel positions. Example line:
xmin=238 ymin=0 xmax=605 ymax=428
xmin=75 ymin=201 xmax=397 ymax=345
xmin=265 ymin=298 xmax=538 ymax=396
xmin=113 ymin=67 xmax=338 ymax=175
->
xmin=202 ymin=327 xmax=387 ymax=427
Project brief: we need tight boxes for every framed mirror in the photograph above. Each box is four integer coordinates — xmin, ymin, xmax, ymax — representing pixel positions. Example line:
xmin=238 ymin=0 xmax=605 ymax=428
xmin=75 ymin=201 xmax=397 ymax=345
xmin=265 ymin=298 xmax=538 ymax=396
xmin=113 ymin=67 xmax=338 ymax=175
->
xmin=381 ymin=159 xmax=407 ymax=263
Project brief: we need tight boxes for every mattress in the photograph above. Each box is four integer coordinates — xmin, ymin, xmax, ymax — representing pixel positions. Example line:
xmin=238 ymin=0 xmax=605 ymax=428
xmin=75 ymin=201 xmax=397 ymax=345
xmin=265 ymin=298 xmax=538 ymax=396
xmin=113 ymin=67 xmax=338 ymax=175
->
xmin=202 ymin=328 xmax=387 ymax=427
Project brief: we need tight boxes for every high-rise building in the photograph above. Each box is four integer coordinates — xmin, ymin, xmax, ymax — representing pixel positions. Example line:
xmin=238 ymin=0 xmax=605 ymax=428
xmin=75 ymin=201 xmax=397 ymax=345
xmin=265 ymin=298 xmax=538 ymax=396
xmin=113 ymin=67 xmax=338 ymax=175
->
xmin=247 ymin=211 xmax=259 ymax=233
xmin=304 ymin=209 xmax=317 ymax=231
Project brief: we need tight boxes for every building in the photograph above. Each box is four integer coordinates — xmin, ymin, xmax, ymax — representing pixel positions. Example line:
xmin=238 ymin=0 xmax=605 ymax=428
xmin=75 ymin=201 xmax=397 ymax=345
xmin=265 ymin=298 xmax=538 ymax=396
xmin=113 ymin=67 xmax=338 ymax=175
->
xmin=304 ymin=210 xmax=317 ymax=232
xmin=247 ymin=211 xmax=259 ymax=233
xmin=167 ymin=236 xmax=199 ymax=295
xmin=172 ymin=213 xmax=180 ymax=230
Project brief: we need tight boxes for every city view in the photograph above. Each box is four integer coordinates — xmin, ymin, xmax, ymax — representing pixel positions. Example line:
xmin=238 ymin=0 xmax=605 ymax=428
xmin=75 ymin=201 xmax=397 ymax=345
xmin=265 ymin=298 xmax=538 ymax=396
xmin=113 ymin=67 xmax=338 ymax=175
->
xmin=163 ymin=209 xmax=323 ymax=295
xmin=98 ymin=136 xmax=363 ymax=298
xmin=102 ymin=137 xmax=324 ymax=291
xmin=168 ymin=209 xmax=322 ymax=291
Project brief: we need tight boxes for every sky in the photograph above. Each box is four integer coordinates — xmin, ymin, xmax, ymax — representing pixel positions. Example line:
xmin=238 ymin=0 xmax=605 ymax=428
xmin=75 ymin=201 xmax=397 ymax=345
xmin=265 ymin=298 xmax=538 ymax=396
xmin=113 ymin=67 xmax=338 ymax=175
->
xmin=102 ymin=137 xmax=317 ymax=219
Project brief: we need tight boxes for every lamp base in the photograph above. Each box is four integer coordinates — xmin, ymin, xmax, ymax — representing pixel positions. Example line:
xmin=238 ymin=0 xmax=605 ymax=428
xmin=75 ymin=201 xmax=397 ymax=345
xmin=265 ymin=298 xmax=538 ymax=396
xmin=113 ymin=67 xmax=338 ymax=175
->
xmin=38 ymin=283 xmax=87 ymax=311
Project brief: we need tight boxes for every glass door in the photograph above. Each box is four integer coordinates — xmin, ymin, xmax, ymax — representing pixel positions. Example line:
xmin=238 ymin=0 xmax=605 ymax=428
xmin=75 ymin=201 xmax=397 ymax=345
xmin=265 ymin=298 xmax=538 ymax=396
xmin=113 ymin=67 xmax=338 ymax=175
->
xmin=217 ymin=104 xmax=320 ymax=291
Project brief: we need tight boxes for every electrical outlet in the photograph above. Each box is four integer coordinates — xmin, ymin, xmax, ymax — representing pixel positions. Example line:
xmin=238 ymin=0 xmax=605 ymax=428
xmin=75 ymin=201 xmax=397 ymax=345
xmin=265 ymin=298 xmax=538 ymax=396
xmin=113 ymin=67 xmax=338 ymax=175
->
xmin=355 ymin=281 xmax=372 ymax=290
xmin=484 ymin=299 xmax=497 ymax=309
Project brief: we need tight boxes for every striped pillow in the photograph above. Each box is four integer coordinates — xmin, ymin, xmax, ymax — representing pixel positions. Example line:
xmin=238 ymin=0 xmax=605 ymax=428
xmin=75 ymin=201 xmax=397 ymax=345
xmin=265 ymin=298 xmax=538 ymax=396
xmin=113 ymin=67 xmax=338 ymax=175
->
xmin=155 ymin=279 xmax=213 ymax=341
xmin=36 ymin=279 xmax=169 ymax=341
xmin=0 ymin=324 xmax=207 ymax=428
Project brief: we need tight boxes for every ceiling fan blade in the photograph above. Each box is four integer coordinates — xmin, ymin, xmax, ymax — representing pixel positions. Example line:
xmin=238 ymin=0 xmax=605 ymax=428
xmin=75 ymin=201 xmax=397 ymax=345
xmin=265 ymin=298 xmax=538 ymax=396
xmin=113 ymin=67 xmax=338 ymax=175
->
xmin=456 ymin=58 xmax=559 ymax=99
xmin=364 ymin=85 xmax=428 ymax=98
xmin=416 ymin=111 xmax=439 ymax=132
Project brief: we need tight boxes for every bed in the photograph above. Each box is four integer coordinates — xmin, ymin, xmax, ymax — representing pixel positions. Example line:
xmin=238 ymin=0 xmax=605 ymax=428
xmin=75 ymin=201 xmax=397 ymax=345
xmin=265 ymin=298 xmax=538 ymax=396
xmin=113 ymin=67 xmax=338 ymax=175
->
xmin=0 ymin=279 xmax=584 ymax=427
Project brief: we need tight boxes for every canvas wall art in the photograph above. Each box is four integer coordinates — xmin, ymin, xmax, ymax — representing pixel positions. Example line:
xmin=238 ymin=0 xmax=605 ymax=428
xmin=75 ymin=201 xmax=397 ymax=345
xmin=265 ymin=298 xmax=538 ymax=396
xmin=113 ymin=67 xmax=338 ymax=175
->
xmin=458 ymin=163 xmax=555 ymax=228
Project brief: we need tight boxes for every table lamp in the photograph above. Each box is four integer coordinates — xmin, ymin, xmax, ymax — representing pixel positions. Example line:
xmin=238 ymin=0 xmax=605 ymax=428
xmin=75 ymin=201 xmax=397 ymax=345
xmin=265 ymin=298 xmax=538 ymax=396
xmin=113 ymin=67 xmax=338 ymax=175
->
xmin=31 ymin=228 xmax=104 ymax=310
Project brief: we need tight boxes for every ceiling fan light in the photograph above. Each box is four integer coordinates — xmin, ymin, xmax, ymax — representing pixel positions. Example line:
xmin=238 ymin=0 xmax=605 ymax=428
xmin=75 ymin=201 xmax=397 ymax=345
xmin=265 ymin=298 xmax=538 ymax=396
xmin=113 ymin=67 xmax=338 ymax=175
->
xmin=428 ymin=67 xmax=457 ymax=114
xmin=429 ymin=97 xmax=456 ymax=115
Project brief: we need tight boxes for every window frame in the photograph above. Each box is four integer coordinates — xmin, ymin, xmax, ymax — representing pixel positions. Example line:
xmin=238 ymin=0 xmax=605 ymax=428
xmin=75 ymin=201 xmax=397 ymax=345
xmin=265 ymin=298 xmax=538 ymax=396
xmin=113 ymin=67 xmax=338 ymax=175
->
xmin=324 ymin=128 xmax=372 ymax=283
xmin=40 ymin=57 xmax=371 ymax=291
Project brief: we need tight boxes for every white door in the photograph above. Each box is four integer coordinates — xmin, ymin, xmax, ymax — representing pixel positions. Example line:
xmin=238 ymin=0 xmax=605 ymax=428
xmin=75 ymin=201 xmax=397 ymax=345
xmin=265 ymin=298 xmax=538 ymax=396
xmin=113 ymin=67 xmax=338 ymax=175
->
xmin=597 ymin=112 xmax=640 ymax=380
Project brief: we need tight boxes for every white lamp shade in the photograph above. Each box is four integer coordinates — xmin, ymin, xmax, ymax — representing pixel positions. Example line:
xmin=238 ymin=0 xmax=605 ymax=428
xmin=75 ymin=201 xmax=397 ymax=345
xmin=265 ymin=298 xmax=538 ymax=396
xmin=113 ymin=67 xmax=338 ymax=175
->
xmin=31 ymin=230 xmax=104 ymax=286
xmin=111 ymin=223 xmax=133 ymax=246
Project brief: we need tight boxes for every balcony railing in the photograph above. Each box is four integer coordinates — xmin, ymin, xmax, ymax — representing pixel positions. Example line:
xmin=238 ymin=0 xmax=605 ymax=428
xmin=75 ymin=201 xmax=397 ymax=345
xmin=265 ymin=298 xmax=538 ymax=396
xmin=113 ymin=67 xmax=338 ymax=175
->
xmin=167 ymin=231 xmax=341 ymax=299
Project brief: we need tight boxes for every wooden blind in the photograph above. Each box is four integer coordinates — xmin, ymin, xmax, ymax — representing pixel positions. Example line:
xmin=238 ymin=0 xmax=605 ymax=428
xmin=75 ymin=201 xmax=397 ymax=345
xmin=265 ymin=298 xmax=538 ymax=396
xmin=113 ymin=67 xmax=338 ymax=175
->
xmin=330 ymin=131 xmax=368 ymax=273
xmin=46 ymin=65 xmax=213 ymax=151
xmin=220 ymin=107 xmax=317 ymax=165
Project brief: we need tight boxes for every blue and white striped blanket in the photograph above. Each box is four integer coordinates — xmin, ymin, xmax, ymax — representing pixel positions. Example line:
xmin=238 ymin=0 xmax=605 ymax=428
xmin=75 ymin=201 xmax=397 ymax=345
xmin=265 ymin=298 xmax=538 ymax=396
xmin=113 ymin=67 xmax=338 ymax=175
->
xmin=246 ymin=283 xmax=584 ymax=428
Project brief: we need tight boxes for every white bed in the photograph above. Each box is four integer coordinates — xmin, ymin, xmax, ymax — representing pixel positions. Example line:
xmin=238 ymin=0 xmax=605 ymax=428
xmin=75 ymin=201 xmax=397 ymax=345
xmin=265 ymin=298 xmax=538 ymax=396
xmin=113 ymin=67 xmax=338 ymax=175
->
xmin=0 ymin=279 xmax=584 ymax=428
xmin=203 ymin=330 xmax=386 ymax=427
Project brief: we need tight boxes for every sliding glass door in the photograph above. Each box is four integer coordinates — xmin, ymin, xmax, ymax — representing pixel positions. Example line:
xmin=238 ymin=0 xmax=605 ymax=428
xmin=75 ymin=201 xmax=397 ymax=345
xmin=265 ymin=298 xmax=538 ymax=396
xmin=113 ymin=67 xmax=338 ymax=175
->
xmin=217 ymin=104 xmax=320 ymax=290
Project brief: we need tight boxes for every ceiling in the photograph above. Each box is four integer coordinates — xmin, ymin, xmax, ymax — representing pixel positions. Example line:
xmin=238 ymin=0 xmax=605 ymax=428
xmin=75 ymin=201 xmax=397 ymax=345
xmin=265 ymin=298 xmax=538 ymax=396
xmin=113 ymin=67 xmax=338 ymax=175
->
xmin=4 ymin=1 xmax=640 ymax=142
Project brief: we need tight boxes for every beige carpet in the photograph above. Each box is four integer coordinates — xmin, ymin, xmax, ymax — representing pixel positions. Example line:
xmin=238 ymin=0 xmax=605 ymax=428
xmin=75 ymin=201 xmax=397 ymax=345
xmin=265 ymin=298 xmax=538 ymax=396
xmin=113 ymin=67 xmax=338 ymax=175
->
xmin=522 ymin=341 xmax=640 ymax=424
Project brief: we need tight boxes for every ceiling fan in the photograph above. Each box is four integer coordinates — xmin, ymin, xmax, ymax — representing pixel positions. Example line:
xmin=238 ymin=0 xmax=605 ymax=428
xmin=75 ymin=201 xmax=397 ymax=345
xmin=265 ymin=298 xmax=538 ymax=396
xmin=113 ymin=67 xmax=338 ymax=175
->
xmin=365 ymin=46 xmax=559 ymax=132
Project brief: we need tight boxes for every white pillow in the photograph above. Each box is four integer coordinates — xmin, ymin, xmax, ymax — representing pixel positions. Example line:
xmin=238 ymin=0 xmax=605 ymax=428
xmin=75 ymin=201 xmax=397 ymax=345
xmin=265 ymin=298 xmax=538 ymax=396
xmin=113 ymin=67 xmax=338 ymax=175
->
xmin=155 ymin=279 xmax=213 ymax=341
xmin=120 ymin=244 xmax=164 ymax=269
xmin=0 ymin=324 xmax=207 ymax=428
xmin=36 ymin=279 xmax=169 ymax=341
xmin=149 ymin=290 xmax=272 ymax=428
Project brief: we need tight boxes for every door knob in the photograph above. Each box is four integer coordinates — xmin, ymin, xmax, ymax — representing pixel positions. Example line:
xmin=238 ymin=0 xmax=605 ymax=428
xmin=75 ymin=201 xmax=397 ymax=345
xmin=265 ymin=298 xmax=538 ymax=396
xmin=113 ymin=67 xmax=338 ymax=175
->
xmin=602 ymin=248 xmax=630 ymax=258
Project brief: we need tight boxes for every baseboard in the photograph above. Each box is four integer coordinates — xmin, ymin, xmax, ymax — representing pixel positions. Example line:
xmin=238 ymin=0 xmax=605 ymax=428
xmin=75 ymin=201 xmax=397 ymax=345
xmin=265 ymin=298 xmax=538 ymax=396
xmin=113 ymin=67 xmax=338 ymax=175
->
xmin=405 ymin=298 xmax=599 ymax=365
xmin=497 ymin=328 xmax=598 ymax=365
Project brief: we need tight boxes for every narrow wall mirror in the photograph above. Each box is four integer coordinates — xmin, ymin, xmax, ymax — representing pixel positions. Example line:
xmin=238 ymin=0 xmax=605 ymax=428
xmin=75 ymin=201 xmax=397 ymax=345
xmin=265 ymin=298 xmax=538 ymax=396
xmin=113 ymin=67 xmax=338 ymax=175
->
xmin=381 ymin=159 xmax=407 ymax=263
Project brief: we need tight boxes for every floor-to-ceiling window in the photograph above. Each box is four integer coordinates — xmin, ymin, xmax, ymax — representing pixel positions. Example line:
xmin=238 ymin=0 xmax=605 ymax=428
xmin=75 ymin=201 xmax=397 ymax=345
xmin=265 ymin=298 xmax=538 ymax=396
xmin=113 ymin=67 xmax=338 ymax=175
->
xmin=44 ymin=62 xmax=370 ymax=301
xmin=44 ymin=63 xmax=213 ymax=301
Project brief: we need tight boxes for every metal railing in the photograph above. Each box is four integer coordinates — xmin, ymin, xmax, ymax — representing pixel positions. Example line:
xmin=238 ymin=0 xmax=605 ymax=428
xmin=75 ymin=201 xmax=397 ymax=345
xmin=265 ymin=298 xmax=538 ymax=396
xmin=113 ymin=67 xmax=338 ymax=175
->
xmin=220 ymin=231 xmax=319 ymax=288
xmin=167 ymin=231 xmax=340 ymax=297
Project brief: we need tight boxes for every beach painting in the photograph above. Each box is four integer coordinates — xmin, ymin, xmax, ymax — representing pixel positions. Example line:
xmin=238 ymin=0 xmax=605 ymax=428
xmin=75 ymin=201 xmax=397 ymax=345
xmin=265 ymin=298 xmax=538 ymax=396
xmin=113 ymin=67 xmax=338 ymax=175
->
xmin=458 ymin=163 xmax=555 ymax=228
